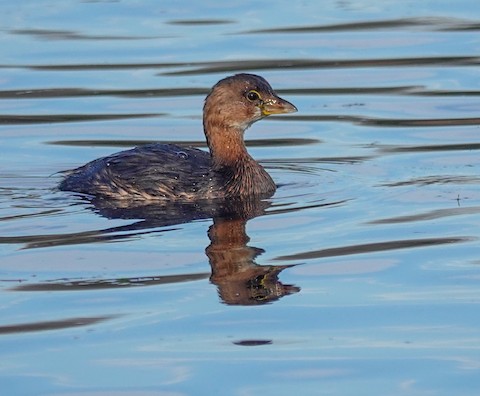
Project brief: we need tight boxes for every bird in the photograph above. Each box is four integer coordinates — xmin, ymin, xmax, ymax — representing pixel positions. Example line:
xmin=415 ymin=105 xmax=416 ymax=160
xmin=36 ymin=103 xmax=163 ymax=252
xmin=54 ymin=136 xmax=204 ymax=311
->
xmin=59 ymin=73 xmax=297 ymax=202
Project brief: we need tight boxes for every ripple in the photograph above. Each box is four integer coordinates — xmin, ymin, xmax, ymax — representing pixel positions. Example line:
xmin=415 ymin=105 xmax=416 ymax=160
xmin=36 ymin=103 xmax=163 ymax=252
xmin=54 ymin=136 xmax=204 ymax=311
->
xmin=162 ymin=57 xmax=480 ymax=76
xmin=368 ymin=206 xmax=480 ymax=224
xmin=10 ymin=273 xmax=209 ymax=292
xmin=47 ymin=138 xmax=319 ymax=148
xmin=0 ymin=225 xmax=177 ymax=249
xmin=2 ymin=56 xmax=478 ymax=73
xmin=244 ymin=17 xmax=480 ymax=34
xmin=233 ymin=340 xmax=273 ymax=346
xmin=167 ymin=19 xmax=234 ymax=26
xmin=268 ymin=198 xmax=350 ymax=216
xmin=0 ymin=209 xmax=62 ymax=222
xmin=275 ymin=237 xmax=473 ymax=261
xmin=265 ymin=156 xmax=372 ymax=165
xmin=376 ymin=143 xmax=480 ymax=154
xmin=10 ymin=28 xmax=163 ymax=41
xmin=0 ymin=113 xmax=162 ymax=125
xmin=379 ymin=175 xmax=480 ymax=187
xmin=285 ymin=115 xmax=480 ymax=127
xmin=0 ymin=87 xmax=209 ymax=99
xmin=2 ymin=86 xmax=479 ymax=100
xmin=0 ymin=315 xmax=117 ymax=335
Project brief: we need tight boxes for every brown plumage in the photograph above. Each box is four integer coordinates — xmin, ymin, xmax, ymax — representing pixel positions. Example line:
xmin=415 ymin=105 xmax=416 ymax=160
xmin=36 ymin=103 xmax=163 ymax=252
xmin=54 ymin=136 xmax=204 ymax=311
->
xmin=59 ymin=73 xmax=297 ymax=201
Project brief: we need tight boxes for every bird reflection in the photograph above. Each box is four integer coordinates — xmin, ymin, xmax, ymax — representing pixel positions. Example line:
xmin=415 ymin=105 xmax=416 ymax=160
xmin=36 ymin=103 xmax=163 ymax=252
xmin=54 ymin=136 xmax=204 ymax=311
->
xmin=99 ymin=195 xmax=300 ymax=305
xmin=207 ymin=216 xmax=298 ymax=305
xmin=13 ymin=194 xmax=300 ymax=305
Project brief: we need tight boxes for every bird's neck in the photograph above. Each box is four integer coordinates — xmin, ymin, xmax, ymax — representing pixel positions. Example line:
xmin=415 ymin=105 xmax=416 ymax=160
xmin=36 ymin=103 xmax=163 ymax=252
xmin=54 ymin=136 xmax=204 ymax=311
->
xmin=204 ymin=121 xmax=252 ymax=169
xmin=203 ymin=117 xmax=276 ymax=198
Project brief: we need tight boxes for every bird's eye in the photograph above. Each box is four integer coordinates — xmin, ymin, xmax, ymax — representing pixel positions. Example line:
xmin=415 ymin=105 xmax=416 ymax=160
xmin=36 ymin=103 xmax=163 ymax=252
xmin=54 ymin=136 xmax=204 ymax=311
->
xmin=246 ymin=90 xmax=261 ymax=102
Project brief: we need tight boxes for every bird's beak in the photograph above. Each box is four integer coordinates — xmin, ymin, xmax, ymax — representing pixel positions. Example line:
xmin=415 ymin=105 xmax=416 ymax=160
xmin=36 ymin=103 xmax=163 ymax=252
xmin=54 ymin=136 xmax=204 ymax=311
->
xmin=261 ymin=95 xmax=297 ymax=116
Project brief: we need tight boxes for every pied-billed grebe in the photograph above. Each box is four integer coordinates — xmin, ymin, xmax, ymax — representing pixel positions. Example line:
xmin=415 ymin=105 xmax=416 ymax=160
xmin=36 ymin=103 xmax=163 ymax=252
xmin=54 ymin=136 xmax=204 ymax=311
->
xmin=59 ymin=73 xmax=297 ymax=201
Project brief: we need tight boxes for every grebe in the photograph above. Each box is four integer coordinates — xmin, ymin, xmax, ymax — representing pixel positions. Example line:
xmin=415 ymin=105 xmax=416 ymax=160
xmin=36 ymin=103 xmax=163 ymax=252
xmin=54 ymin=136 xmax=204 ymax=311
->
xmin=59 ymin=73 xmax=297 ymax=201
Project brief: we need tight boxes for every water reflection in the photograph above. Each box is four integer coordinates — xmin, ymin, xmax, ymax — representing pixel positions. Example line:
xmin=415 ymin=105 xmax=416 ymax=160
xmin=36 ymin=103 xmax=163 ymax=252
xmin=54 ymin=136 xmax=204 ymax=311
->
xmin=0 ymin=315 xmax=116 ymax=335
xmin=244 ymin=16 xmax=480 ymax=34
xmin=10 ymin=28 xmax=162 ymax=41
xmin=207 ymin=216 xmax=298 ymax=305
xmin=94 ymin=194 xmax=301 ymax=306
xmin=2 ymin=86 xmax=479 ymax=100
xmin=12 ymin=195 xmax=300 ymax=306
xmin=0 ymin=113 xmax=161 ymax=125
xmin=1 ymin=4 xmax=479 ymax=392
xmin=3 ymin=55 xmax=478 ymax=73
xmin=275 ymin=236 xmax=472 ymax=261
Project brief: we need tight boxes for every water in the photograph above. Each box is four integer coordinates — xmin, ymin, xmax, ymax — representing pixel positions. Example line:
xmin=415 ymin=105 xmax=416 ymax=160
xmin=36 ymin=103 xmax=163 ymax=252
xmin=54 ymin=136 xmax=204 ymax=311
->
xmin=1 ymin=1 xmax=480 ymax=395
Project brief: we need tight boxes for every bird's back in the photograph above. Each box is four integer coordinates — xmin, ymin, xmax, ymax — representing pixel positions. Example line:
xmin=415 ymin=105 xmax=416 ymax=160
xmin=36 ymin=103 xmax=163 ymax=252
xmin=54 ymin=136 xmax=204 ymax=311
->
xmin=59 ymin=143 xmax=214 ymax=200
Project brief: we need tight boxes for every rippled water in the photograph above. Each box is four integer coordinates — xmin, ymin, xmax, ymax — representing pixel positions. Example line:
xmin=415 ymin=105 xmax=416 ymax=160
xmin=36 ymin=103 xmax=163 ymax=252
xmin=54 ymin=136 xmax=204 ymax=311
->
xmin=1 ymin=1 xmax=480 ymax=395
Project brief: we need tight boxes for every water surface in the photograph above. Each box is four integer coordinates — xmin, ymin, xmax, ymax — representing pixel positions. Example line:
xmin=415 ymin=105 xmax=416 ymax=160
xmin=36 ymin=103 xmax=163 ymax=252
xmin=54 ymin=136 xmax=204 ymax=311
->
xmin=1 ymin=1 xmax=480 ymax=395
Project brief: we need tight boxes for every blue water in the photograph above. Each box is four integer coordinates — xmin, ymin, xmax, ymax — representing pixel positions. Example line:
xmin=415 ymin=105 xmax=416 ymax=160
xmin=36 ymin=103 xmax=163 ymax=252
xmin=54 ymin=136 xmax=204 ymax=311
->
xmin=1 ymin=1 xmax=480 ymax=395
